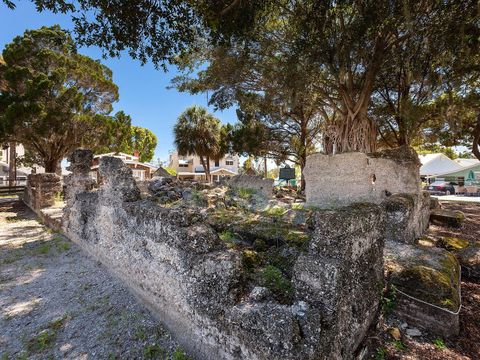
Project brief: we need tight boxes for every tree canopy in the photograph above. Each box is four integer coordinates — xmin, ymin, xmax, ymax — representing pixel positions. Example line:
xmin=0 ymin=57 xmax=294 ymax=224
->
xmin=3 ymin=0 xmax=479 ymax=162
xmin=0 ymin=26 xmax=157 ymax=172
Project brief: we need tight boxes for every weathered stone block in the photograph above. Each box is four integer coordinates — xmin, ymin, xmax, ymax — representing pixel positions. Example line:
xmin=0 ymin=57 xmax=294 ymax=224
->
xmin=385 ymin=242 xmax=460 ymax=337
xmin=383 ymin=192 xmax=430 ymax=244
xmin=430 ymin=208 xmax=465 ymax=228
xmin=23 ymin=173 xmax=62 ymax=210
xmin=304 ymin=146 xmax=421 ymax=208
xmin=228 ymin=175 xmax=274 ymax=198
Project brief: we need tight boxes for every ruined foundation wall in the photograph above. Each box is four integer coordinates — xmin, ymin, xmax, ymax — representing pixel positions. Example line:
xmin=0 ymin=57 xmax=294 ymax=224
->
xmin=23 ymin=173 xmax=62 ymax=210
xmin=62 ymin=150 xmax=386 ymax=360
xmin=304 ymin=147 xmax=421 ymax=208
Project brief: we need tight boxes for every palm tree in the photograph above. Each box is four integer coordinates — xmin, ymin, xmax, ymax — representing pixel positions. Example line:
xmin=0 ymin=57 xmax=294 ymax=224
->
xmin=174 ymin=106 xmax=223 ymax=183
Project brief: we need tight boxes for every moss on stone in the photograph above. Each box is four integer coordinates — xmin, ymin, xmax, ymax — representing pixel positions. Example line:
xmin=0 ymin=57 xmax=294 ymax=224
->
xmin=438 ymin=237 xmax=470 ymax=252
xmin=394 ymin=265 xmax=458 ymax=311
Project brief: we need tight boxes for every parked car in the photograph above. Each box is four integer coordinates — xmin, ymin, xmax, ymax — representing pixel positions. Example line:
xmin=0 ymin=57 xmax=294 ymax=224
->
xmin=424 ymin=181 xmax=456 ymax=195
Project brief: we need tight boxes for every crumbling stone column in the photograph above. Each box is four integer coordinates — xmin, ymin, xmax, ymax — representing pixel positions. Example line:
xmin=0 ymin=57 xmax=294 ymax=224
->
xmin=23 ymin=173 xmax=62 ymax=210
xmin=293 ymin=203 xmax=386 ymax=357
xmin=64 ymin=149 xmax=96 ymax=206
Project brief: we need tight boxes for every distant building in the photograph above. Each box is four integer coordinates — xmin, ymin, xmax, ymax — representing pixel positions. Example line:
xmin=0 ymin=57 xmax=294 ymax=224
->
xmin=168 ymin=151 xmax=239 ymax=182
xmin=0 ymin=143 xmax=44 ymax=185
xmin=90 ymin=152 xmax=158 ymax=181
xmin=419 ymin=153 xmax=463 ymax=177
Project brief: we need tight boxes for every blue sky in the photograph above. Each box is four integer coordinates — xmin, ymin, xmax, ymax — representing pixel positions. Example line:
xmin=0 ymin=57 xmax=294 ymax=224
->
xmin=0 ymin=2 xmax=238 ymax=163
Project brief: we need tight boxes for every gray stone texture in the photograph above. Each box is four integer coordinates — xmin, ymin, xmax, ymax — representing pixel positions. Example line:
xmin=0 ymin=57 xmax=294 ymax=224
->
xmin=228 ymin=175 xmax=274 ymax=198
xmin=62 ymin=150 xmax=386 ymax=360
xmin=304 ymin=146 xmax=421 ymax=208
xmin=385 ymin=242 xmax=461 ymax=337
xmin=384 ymin=191 xmax=430 ymax=244
xmin=23 ymin=173 xmax=62 ymax=210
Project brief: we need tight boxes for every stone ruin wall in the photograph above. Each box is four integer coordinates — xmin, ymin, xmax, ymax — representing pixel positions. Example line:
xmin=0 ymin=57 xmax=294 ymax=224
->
xmin=23 ymin=173 xmax=62 ymax=211
xmin=304 ymin=147 xmax=421 ymax=208
xmin=305 ymin=146 xmax=430 ymax=245
xmin=61 ymin=149 xmax=386 ymax=360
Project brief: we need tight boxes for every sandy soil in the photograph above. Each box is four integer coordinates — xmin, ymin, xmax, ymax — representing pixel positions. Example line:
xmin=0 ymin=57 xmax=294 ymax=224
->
xmin=0 ymin=200 xmax=187 ymax=360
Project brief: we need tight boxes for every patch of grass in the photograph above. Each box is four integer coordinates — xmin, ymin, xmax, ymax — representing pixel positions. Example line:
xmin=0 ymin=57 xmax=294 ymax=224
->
xmin=143 ymin=344 xmax=164 ymax=359
xmin=191 ymin=190 xmax=208 ymax=206
xmin=53 ymin=235 xmax=71 ymax=252
xmin=135 ymin=327 xmax=147 ymax=341
xmin=34 ymin=242 xmax=52 ymax=255
xmin=16 ymin=352 xmax=28 ymax=360
xmin=26 ymin=329 xmax=56 ymax=352
xmin=260 ymin=265 xmax=293 ymax=303
xmin=263 ymin=206 xmax=287 ymax=218
xmin=172 ymin=347 xmax=191 ymax=360
xmin=237 ymin=187 xmax=255 ymax=200
xmin=393 ymin=340 xmax=407 ymax=351
xmin=433 ymin=338 xmax=446 ymax=349
xmin=375 ymin=347 xmax=387 ymax=360
xmin=5 ymin=216 xmax=21 ymax=222
xmin=1 ymin=352 xmax=9 ymax=360
xmin=219 ymin=230 xmax=236 ymax=248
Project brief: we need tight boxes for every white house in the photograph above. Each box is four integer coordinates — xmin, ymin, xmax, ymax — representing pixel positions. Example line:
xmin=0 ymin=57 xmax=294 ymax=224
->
xmin=168 ymin=151 xmax=239 ymax=182
xmin=90 ymin=152 xmax=158 ymax=181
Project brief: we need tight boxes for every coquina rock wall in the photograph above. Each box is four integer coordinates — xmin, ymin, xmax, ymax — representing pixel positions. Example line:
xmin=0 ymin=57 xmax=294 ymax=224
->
xmin=23 ymin=173 xmax=62 ymax=210
xmin=62 ymin=149 xmax=386 ymax=360
xmin=304 ymin=146 xmax=421 ymax=208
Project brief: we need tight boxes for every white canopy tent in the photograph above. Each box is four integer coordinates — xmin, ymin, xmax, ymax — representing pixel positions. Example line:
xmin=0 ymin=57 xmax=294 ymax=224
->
xmin=419 ymin=153 xmax=463 ymax=177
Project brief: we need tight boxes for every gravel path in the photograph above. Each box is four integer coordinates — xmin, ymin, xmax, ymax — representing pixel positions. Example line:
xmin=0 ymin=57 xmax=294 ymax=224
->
xmin=0 ymin=200 xmax=186 ymax=360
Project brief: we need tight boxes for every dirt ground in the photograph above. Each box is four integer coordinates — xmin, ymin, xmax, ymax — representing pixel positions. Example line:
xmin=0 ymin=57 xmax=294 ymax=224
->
xmin=0 ymin=200 xmax=187 ymax=360
xmin=367 ymin=202 xmax=480 ymax=360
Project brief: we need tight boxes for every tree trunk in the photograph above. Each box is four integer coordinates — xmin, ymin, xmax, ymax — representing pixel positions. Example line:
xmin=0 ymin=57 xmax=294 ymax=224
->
xmin=8 ymin=141 xmax=16 ymax=187
xmin=199 ymin=155 xmax=210 ymax=183
xmin=473 ymin=113 xmax=480 ymax=161
xmin=263 ymin=156 xmax=267 ymax=178
xmin=206 ymin=156 xmax=211 ymax=183
xmin=323 ymin=113 xmax=377 ymax=154
xmin=44 ymin=158 xmax=60 ymax=173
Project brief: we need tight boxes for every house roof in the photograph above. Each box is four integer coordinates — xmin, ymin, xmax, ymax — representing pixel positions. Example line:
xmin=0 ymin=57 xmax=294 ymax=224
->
xmin=454 ymin=158 xmax=480 ymax=167
xmin=418 ymin=153 xmax=463 ymax=176
xmin=429 ymin=162 xmax=480 ymax=179
xmin=92 ymin=152 xmax=157 ymax=171
xmin=93 ymin=152 xmax=139 ymax=160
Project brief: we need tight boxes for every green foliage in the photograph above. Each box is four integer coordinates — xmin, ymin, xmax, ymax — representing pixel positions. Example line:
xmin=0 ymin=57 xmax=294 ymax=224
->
xmin=433 ymin=338 xmax=446 ymax=349
xmin=172 ymin=347 xmax=191 ymax=360
xmin=174 ymin=105 xmax=226 ymax=182
xmin=164 ymin=167 xmax=177 ymax=176
xmin=26 ymin=329 xmax=56 ymax=352
xmin=260 ymin=265 xmax=293 ymax=302
xmin=237 ymin=187 xmax=255 ymax=200
xmin=263 ymin=206 xmax=287 ymax=218
xmin=375 ymin=347 xmax=387 ymax=360
xmin=142 ymin=344 xmax=164 ymax=359
xmin=381 ymin=285 xmax=397 ymax=315
xmin=393 ymin=340 xmax=407 ymax=351
xmin=415 ymin=146 xmax=459 ymax=160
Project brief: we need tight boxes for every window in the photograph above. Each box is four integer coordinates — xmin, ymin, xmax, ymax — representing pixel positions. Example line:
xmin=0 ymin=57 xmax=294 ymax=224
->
xmin=179 ymin=163 xmax=188 ymax=168
xmin=215 ymin=159 xmax=219 ymax=167
xmin=226 ymin=159 xmax=234 ymax=166
xmin=132 ymin=169 xmax=145 ymax=180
